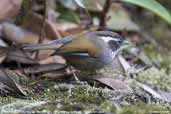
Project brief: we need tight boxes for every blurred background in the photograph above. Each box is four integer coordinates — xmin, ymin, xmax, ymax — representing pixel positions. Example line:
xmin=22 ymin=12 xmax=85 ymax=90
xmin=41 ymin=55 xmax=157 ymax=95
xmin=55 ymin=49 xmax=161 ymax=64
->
xmin=0 ymin=0 xmax=171 ymax=113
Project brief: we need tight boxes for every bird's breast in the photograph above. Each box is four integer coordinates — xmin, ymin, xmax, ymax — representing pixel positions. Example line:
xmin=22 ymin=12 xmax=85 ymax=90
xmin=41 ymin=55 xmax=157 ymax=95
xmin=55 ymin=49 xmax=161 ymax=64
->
xmin=63 ymin=52 xmax=113 ymax=70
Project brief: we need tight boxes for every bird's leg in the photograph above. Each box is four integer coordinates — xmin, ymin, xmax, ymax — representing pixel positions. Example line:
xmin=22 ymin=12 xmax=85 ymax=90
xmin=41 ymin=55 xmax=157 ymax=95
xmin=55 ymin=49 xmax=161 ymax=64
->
xmin=68 ymin=66 xmax=87 ymax=85
xmin=69 ymin=66 xmax=80 ymax=82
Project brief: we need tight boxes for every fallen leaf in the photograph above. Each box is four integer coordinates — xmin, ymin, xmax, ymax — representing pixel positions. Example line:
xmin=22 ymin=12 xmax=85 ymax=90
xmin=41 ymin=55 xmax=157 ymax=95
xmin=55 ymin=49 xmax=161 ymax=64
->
xmin=23 ymin=63 xmax=67 ymax=74
xmin=0 ymin=0 xmax=22 ymax=21
xmin=39 ymin=55 xmax=66 ymax=64
xmin=2 ymin=22 xmax=41 ymax=44
xmin=6 ymin=49 xmax=38 ymax=64
xmin=0 ymin=69 xmax=27 ymax=97
xmin=136 ymin=82 xmax=166 ymax=101
xmin=158 ymin=90 xmax=171 ymax=102
xmin=22 ymin=12 xmax=61 ymax=40
xmin=95 ymin=77 xmax=130 ymax=90
xmin=56 ymin=22 xmax=84 ymax=36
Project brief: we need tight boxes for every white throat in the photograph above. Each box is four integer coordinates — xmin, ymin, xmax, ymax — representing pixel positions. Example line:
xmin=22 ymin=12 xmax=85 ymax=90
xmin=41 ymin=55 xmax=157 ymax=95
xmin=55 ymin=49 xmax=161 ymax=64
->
xmin=109 ymin=49 xmax=118 ymax=59
xmin=100 ymin=36 xmax=121 ymax=59
xmin=100 ymin=36 xmax=120 ymax=43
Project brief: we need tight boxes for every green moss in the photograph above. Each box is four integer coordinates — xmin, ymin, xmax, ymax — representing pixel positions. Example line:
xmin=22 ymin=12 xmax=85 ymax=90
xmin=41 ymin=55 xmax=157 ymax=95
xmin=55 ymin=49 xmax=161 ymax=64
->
xmin=0 ymin=96 xmax=16 ymax=106
xmin=29 ymin=83 xmax=112 ymax=111
xmin=136 ymin=67 xmax=171 ymax=91
xmin=138 ymin=49 xmax=171 ymax=91
xmin=0 ymin=80 xmax=170 ymax=113
xmin=100 ymin=101 xmax=117 ymax=113
xmin=118 ymin=103 xmax=171 ymax=114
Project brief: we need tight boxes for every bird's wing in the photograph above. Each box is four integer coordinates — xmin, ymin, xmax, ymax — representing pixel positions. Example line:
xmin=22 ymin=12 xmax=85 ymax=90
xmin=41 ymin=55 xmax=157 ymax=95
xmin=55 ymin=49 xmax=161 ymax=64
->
xmin=23 ymin=33 xmax=101 ymax=57
xmin=55 ymin=37 xmax=100 ymax=57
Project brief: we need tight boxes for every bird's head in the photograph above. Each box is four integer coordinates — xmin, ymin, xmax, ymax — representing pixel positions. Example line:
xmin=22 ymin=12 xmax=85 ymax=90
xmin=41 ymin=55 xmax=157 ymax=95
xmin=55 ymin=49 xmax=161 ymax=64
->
xmin=91 ymin=31 xmax=129 ymax=58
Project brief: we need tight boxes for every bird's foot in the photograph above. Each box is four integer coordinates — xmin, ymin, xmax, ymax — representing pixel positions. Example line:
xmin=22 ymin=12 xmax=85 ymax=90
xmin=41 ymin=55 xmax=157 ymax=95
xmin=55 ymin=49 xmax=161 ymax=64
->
xmin=68 ymin=66 xmax=88 ymax=85
xmin=67 ymin=66 xmax=89 ymax=85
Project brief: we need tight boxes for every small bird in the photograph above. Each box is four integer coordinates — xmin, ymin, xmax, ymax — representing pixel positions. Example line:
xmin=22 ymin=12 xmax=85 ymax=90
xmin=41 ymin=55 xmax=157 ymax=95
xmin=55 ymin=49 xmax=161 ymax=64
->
xmin=23 ymin=31 xmax=128 ymax=71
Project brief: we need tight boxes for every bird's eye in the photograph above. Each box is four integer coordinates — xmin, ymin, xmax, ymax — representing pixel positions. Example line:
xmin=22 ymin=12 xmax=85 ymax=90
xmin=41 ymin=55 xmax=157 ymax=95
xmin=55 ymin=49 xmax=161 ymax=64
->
xmin=117 ymin=40 xmax=122 ymax=45
xmin=108 ymin=40 xmax=118 ymax=51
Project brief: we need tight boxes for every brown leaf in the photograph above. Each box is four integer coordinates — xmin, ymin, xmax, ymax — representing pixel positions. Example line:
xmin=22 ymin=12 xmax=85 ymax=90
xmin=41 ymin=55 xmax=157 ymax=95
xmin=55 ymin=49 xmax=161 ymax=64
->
xmin=6 ymin=49 xmax=38 ymax=64
xmin=40 ymin=70 xmax=71 ymax=79
xmin=56 ymin=22 xmax=84 ymax=37
xmin=0 ymin=0 xmax=22 ymax=21
xmin=37 ymin=50 xmax=55 ymax=60
xmin=0 ymin=69 xmax=27 ymax=96
xmin=22 ymin=12 xmax=61 ymax=40
xmin=39 ymin=55 xmax=66 ymax=64
xmin=95 ymin=77 xmax=129 ymax=90
xmin=23 ymin=63 xmax=67 ymax=74
xmin=2 ymin=22 xmax=41 ymax=44
xmin=2 ymin=22 xmax=55 ymax=59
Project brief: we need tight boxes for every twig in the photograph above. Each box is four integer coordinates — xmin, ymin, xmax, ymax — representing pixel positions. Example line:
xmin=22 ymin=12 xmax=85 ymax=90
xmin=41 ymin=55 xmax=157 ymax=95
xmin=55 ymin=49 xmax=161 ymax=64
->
xmin=36 ymin=0 xmax=47 ymax=59
xmin=99 ymin=0 xmax=112 ymax=30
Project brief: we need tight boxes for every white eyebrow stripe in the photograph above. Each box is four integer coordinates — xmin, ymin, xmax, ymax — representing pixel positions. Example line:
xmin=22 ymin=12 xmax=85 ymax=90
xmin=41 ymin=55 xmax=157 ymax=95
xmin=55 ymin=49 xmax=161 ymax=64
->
xmin=100 ymin=36 xmax=120 ymax=43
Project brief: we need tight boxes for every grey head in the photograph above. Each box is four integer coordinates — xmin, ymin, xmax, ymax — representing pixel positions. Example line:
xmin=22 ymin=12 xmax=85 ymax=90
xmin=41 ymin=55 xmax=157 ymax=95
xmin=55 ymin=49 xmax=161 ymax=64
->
xmin=93 ymin=31 xmax=123 ymax=50
xmin=89 ymin=31 xmax=124 ymax=59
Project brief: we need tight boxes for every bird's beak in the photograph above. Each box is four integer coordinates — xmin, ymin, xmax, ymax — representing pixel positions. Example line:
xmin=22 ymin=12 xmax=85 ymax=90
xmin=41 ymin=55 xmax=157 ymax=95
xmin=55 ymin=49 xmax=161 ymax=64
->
xmin=116 ymin=40 xmax=130 ymax=54
xmin=111 ymin=40 xmax=130 ymax=59
xmin=121 ymin=40 xmax=129 ymax=46
xmin=120 ymin=40 xmax=130 ymax=50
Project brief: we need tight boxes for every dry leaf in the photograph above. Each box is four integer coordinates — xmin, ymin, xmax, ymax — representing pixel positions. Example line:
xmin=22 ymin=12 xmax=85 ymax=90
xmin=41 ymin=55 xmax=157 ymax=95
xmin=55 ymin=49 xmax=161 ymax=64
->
xmin=2 ymin=22 xmax=54 ymax=44
xmin=37 ymin=50 xmax=55 ymax=60
xmin=39 ymin=55 xmax=66 ymax=64
xmin=0 ymin=0 xmax=22 ymax=21
xmin=22 ymin=12 xmax=61 ymax=40
xmin=158 ymin=91 xmax=171 ymax=102
xmin=56 ymin=22 xmax=84 ymax=36
xmin=0 ymin=69 xmax=27 ymax=96
xmin=95 ymin=77 xmax=130 ymax=90
xmin=2 ymin=22 xmax=41 ymax=44
xmin=2 ymin=22 xmax=56 ymax=59
xmin=6 ymin=49 xmax=38 ymax=64
xmin=23 ymin=63 xmax=67 ymax=74
xmin=136 ymin=82 xmax=165 ymax=101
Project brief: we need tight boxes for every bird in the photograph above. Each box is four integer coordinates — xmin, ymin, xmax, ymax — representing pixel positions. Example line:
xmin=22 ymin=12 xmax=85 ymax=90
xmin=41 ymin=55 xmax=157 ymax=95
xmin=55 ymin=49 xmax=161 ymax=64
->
xmin=23 ymin=31 xmax=128 ymax=71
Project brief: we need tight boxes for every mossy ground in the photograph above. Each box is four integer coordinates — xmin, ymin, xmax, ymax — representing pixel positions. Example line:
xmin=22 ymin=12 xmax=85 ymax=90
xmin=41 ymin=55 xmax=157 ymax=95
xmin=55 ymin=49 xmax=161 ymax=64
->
xmin=1 ymin=52 xmax=171 ymax=113
xmin=0 ymin=80 xmax=171 ymax=114
xmin=0 ymin=81 xmax=117 ymax=113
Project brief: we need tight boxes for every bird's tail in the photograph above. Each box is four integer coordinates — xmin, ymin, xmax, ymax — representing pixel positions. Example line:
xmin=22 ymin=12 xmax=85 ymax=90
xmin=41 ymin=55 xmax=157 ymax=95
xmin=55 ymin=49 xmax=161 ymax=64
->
xmin=22 ymin=37 xmax=72 ymax=51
